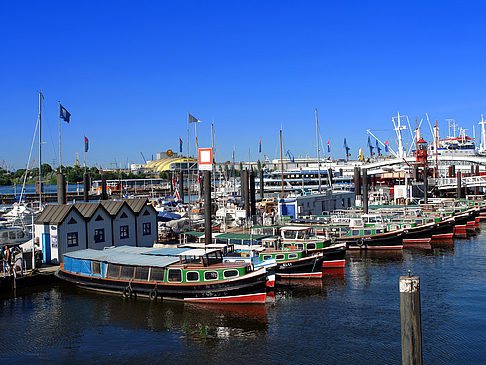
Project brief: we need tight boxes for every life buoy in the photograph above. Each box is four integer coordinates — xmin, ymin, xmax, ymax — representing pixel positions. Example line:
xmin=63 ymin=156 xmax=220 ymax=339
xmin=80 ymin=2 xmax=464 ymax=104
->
xmin=122 ymin=286 xmax=133 ymax=298
xmin=357 ymin=238 xmax=366 ymax=248
xmin=149 ymin=288 xmax=157 ymax=301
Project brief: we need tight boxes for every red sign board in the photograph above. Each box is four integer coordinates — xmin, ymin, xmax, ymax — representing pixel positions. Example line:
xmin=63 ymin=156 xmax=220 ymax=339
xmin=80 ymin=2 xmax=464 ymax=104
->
xmin=198 ymin=148 xmax=213 ymax=171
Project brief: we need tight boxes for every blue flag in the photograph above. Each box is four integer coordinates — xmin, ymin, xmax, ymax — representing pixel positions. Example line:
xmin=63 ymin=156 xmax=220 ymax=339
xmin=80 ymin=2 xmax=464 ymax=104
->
xmin=60 ymin=104 xmax=71 ymax=123
xmin=179 ymin=137 xmax=183 ymax=153
xmin=188 ymin=113 xmax=202 ymax=123
xmin=376 ymin=140 xmax=381 ymax=156
xmin=84 ymin=136 xmax=89 ymax=152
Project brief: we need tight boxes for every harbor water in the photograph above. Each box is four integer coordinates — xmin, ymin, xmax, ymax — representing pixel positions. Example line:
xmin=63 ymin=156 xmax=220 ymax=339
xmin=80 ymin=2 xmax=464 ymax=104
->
xmin=1 ymin=229 xmax=485 ymax=363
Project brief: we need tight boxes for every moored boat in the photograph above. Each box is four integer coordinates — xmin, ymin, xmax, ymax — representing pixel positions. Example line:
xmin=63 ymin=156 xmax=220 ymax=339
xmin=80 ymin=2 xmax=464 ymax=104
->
xmin=56 ymin=246 xmax=268 ymax=304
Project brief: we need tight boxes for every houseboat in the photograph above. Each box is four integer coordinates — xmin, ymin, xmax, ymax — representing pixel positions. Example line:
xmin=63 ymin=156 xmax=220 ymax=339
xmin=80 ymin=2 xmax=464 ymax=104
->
xmin=56 ymin=246 xmax=268 ymax=304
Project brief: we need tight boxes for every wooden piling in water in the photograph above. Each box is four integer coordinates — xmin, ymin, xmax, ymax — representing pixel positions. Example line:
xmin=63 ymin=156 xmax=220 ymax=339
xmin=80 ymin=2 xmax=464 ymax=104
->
xmin=204 ymin=170 xmax=212 ymax=245
xmin=362 ymin=168 xmax=368 ymax=214
xmin=456 ymin=171 xmax=462 ymax=198
xmin=400 ymin=272 xmax=423 ymax=365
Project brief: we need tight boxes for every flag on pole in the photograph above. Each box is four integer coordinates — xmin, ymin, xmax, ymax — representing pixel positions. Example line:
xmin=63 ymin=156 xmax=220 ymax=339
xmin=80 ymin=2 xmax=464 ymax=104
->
xmin=60 ymin=105 xmax=71 ymax=123
xmin=188 ymin=113 xmax=202 ymax=123
xmin=385 ymin=139 xmax=389 ymax=152
xmin=259 ymin=138 xmax=262 ymax=153
xmin=179 ymin=137 xmax=183 ymax=153
xmin=84 ymin=136 xmax=89 ymax=152
xmin=327 ymin=139 xmax=331 ymax=153
xmin=344 ymin=138 xmax=350 ymax=158
xmin=367 ymin=136 xmax=374 ymax=156
xmin=376 ymin=139 xmax=381 ymax=156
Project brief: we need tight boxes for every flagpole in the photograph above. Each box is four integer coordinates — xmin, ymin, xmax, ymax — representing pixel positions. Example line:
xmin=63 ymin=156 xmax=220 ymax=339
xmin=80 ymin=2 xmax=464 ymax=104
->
xmin=84 ymin=137 xmax=87 ymax=171
xmin=315 ymin=109 xmax=321 ymax=193
xmin=59 ymin=101 xmax=62 ymax=173
xmin=187 ymin=112 xmax=190 ymax=207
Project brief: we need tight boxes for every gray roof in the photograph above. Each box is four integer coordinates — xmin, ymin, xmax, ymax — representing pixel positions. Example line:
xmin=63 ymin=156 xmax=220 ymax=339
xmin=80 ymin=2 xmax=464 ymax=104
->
xmin=101 ymin=201 xmax=128 ymax=216
xmin=124 ymin=198 xmax=149 ymax=214
xmin=35 ymin=204 xmax=73 ymax=225
xmin=144 ymin=247 xmax=189 ymax=256
xmin=64 ymin=248 xmax=180 ymax=268
xmin=74 ymin=202 xmax=100 ymax=219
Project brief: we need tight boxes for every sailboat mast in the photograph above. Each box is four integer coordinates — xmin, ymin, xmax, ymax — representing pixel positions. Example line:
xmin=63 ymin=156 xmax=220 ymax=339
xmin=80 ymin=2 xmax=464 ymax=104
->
xmin=38 ymin=91 xmax=43 ymax=209
xmin=59 ymin=101 xmax=62 ymax=172
xmin=315 ymin=108 xmax=321 ymax=192
xmin=280 ymin=129 xmax=284 ymax=199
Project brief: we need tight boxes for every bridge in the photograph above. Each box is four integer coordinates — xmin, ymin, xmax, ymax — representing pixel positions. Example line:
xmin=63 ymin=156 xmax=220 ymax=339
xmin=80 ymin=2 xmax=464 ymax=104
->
xmin=436 ymin=175 xmax=486 ymax=190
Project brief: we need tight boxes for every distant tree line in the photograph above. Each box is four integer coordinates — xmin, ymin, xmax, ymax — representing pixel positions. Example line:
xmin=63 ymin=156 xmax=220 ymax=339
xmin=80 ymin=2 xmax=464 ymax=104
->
xmin=0 ymin=164 xmax=156 ymax=186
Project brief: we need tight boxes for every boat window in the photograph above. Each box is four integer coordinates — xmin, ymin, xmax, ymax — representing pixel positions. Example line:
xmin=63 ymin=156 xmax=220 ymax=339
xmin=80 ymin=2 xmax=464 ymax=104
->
xmin=106 ymin=264 xmax=121 ymax=279
xmin=204 ymin=271 xmax=219 ymax=281
xmin=364 ymin=230 xmax=372 ymax=236
xmin=288 ymin=254 xmax=298 ymax=259
xmin=120 ymin=265 xmax=135 ymax=280
xmin=149 ymin=267 xmax=164 ymax=281
xmin=168 ymin=269 xmax=182 ymax=282
xmin=9 ymin=231 xmax=17 ymax=239
xmin=92 ymin=261 xmax=101 ymax=275
xmin=352 ymin=230 xmax=360 ymax=236
xmin=186 ymin=271 xmax=200 ymax=282
xmin=297 ymin=231 xmax=306 ymax=239
xmin=17 ymin=231 xmax=24 ymax=238
xmin=224 ymin=270 xmax=239 ymax=278
xmin=307 ymin=243 xmax=316 ymax=250
xmin=376 ymin=229 xmax=383 ymax=234
xmin=276 ymin=254 xmax=285 ymax=260
xmin=296 ymin=244 xmax=304 ymax=250
xmin=262 ymin=255 xmax=272 ymax=260
xmin=1 ymin=232 xmax=7 ymax=239
xmin=283 ymin=231 xmax=296 ymax=239
xmin=135 ymin=267 xmax=149 ymax=281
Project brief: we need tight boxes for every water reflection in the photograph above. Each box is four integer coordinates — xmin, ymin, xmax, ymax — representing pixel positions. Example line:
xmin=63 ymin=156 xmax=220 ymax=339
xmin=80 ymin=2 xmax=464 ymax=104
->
xmin=2 ymin=230 xmax=486 ymax=363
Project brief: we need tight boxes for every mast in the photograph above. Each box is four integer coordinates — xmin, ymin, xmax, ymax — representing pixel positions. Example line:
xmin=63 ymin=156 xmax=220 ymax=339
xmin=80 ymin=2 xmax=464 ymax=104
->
xmin=315 ymin=108 xmax=321 ymax=192
xmin=280 ymin=129 xmax=284 ymax=199
xmin=435 ymin=120 xmax=439 ymax=178
xmin=186 ymin=112 xmax=190 ymax=205
xmin=38 ymin=91 xmax=43 ymax=209
xmin=480 ymin=114 xmax=486 ymax=154
xmin=58 ymin=101 xmax=62 ymax=172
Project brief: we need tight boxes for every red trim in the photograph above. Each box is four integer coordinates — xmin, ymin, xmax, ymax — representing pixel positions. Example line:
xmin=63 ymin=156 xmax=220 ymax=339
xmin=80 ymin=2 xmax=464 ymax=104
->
xmin=322 ymin=268 xmax=346 ymax=275
xmin=403 ymin=238 xmax=432 ymax=243
xmin=266 ymin=280 xmax=275 ymax=288
xmin=322 ymin=259 xmax=346 ymax=268
xmin=347 ymin=246 xmax=403 ymax=250
xmin=185 ymin=292 xmax=267 ymax=304
xmin=278 ymin=272 xmax=323 ymax=278
xmin=432 ymin=233 xmax=453 ymax=240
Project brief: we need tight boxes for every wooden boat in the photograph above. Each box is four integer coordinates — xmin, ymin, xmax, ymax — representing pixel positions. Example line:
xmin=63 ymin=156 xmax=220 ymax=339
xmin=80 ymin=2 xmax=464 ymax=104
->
xmin=258 ymin=249 xmax=324 ymax=279
xmin=278 ymin=226 xmax=346 ymax=269
xmin=335 ymin=226 xmax=404 ymax=250
xmin=56 ymin=246 xmax=268 ymax=304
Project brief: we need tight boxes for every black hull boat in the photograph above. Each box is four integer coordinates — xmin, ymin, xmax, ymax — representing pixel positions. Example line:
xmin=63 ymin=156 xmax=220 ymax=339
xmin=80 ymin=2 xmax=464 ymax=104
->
xmin=337 ymin=229 xmax=404 ymax=250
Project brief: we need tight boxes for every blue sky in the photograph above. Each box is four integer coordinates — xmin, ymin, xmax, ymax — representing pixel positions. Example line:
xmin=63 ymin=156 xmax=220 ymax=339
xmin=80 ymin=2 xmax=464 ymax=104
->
xmin=1 ymin=1 xmax=486 ymax=170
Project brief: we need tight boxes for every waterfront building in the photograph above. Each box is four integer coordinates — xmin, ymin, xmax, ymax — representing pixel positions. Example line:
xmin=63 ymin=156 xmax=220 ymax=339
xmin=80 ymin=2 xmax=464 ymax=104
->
xmin=34 ymin=199 xmax=157 ymax=264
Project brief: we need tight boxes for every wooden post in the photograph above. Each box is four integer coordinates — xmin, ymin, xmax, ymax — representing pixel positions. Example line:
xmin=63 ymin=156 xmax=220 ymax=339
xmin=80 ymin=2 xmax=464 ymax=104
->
xmin=456 ymin=172 xmax=462 ymax=199
xmin=204 ymin=170 xmax=212 ymax=246
xmin=362 ymin=168 xmax=368 ymax=214
xmin=400 ymin=271 xmax=423 ymax=365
